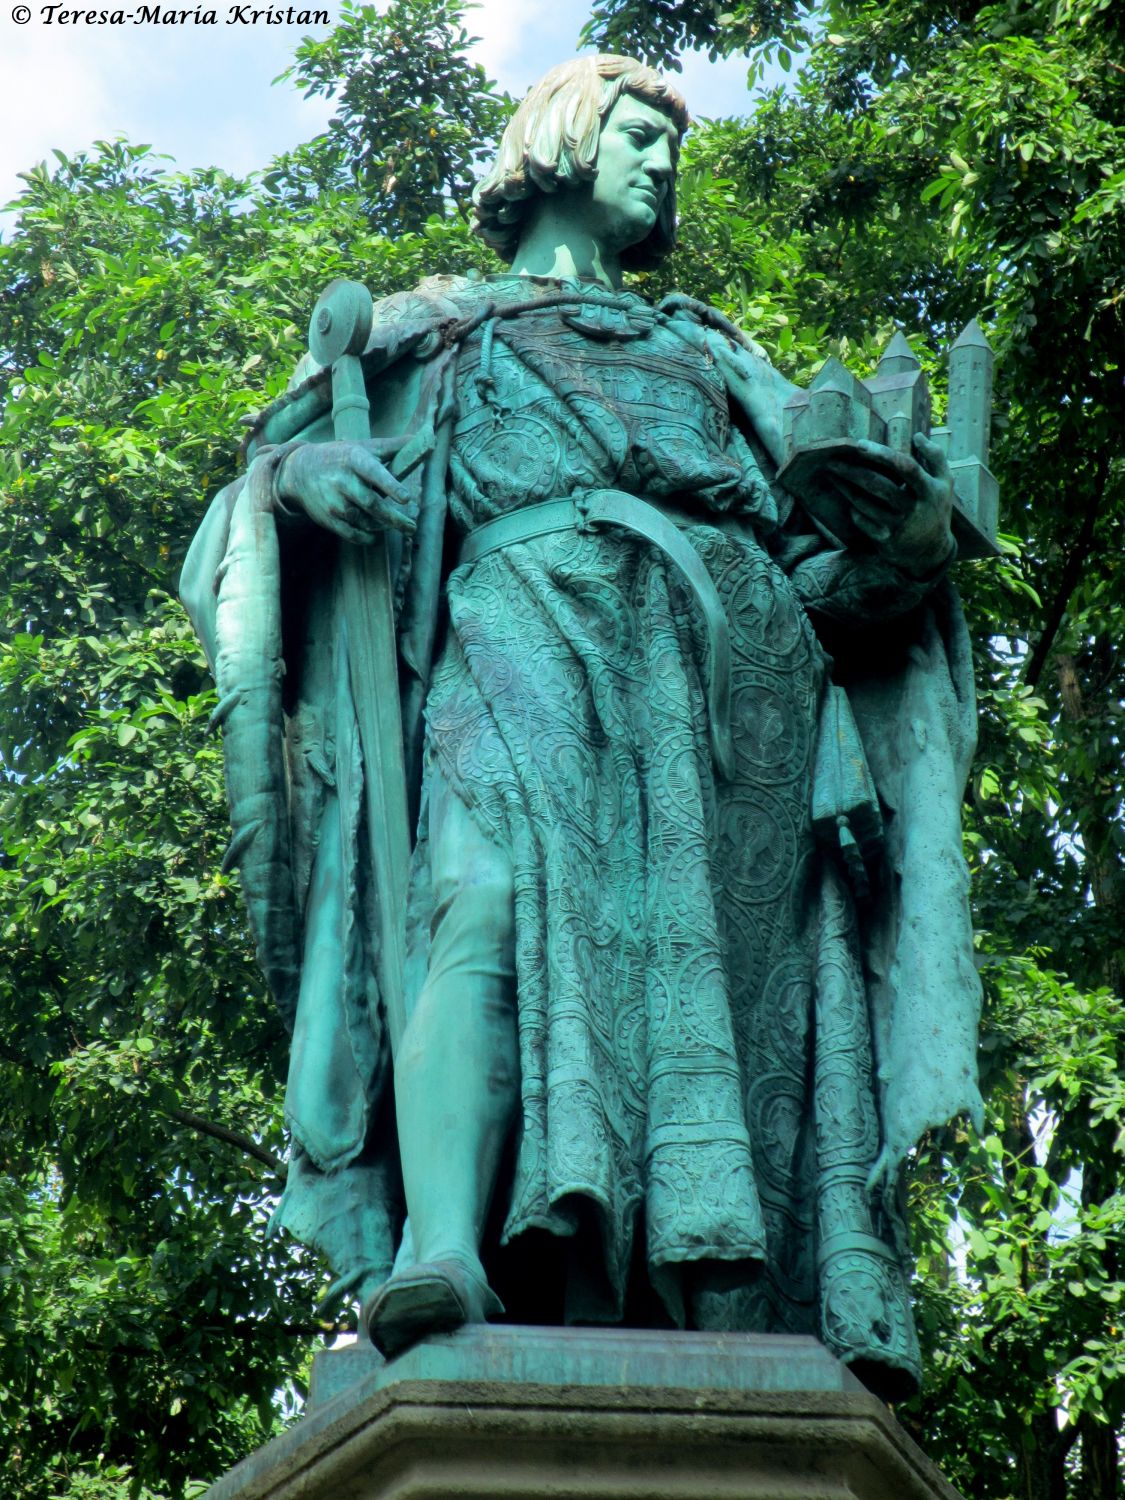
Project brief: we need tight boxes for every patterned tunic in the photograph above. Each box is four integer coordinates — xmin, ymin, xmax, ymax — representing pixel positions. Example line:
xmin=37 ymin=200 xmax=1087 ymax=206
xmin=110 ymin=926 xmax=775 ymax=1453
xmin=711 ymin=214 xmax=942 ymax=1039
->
xmin=412 ymin=275 xmax=923 ymax=1391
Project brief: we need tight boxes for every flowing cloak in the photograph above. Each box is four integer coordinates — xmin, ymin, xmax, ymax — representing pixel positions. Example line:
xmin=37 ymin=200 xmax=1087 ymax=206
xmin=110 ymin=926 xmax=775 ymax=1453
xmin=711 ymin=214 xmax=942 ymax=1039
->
xmin=180 ymin=273 xmax=984 ymax=1396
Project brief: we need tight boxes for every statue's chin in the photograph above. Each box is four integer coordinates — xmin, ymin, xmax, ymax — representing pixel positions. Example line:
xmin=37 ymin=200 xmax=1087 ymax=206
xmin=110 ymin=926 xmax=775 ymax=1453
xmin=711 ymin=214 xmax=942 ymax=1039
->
xmin=609 ymin=219 xmax=657 ymax=258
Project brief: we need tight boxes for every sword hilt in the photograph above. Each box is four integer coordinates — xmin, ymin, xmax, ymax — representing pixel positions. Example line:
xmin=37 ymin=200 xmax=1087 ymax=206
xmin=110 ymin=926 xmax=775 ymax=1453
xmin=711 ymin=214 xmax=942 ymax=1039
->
xmin=309 ymin=280 xmax=375 ymax=446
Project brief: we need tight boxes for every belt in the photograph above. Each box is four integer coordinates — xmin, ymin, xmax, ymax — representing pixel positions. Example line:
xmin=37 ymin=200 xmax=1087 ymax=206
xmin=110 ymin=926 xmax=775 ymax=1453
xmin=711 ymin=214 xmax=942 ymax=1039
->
xmin=458 ymin=490 xmax=734 ymax=780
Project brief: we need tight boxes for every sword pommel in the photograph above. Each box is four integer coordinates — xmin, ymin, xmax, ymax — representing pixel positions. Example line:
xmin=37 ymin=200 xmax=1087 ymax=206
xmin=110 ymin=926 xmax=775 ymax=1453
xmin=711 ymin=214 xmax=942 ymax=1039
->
xmin=309 ymin=279 xmax=374 ymax=368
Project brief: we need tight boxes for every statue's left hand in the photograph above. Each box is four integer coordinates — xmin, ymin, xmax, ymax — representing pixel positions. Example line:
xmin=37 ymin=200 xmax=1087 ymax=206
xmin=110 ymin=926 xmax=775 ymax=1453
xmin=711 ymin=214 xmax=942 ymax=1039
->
xmin=821 ymin=432 xmax=955 ymax=575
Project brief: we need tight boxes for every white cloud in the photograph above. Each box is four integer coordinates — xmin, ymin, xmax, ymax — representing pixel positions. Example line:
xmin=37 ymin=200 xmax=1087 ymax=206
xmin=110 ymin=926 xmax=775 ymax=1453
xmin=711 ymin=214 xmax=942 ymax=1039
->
xmin=467 ymin=0 xmax=587 ymax=91
xmin=467 ymin=1 xmax=759 ymax=120
xmin=0 ymin=19 xmax=333 ymax=220
xmin=676 ymin=49 xmax=756 ymax=121
xmin=1 ymin=30 xmax=119 ymax=203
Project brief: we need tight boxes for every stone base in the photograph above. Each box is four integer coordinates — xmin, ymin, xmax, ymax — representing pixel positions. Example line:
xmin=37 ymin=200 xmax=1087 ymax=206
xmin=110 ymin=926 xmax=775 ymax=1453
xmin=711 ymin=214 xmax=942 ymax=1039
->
xmin=204 ymin=1326 xmax=964 ymax=1500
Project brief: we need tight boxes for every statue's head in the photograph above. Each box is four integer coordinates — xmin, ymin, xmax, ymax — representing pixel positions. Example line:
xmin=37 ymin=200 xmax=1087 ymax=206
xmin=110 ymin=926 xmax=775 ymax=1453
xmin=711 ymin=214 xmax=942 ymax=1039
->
xmin=473 ymin=55 xmax=690 ymax=271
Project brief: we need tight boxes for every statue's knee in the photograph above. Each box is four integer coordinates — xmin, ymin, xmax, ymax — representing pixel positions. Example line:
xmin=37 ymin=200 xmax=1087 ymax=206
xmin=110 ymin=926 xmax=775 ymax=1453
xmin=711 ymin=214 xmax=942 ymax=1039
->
xmin=431 ymin=855 xmax=515 ymax=960
xmin=459 ymin=864 xmax=519 ymax=942
xmin=398 ymin=860 xmax=519 ymax=1085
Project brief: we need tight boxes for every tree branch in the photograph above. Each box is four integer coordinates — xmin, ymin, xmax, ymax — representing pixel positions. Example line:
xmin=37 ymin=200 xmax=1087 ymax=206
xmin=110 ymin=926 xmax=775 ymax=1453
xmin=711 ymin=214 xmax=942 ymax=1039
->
xmin=167 ymin=1106 xmax=285 ymax=1178
xmin=0 ymin=1040 xmax=285 ymax=1178
xmin=1024 ymin=456 xmax=1108 ymax=689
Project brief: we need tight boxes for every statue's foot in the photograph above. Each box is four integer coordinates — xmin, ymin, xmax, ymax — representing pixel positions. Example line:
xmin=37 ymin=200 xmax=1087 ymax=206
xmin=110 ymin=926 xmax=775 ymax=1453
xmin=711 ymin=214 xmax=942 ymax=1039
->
xmin=362 ymin=1255 xmax=503 ymax=1360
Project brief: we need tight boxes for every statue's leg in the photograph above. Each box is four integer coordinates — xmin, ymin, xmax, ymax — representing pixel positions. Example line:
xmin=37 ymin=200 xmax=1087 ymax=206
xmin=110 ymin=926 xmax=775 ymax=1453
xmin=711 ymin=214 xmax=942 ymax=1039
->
xmin=364 ymin=764 xmax=518 ymax=1355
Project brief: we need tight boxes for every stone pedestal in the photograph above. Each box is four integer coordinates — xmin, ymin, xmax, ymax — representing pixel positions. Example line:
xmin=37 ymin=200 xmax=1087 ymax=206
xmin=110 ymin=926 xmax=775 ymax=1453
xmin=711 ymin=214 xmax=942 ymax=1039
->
xmin=204 ymin=1326 xmax=964 ymax=1500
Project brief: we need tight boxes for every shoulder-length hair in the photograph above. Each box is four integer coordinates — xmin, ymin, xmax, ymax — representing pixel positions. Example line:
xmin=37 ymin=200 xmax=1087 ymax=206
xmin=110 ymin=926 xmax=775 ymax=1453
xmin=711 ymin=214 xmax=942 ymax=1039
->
xmin=472 ymin=55 xmax=690 ymax=271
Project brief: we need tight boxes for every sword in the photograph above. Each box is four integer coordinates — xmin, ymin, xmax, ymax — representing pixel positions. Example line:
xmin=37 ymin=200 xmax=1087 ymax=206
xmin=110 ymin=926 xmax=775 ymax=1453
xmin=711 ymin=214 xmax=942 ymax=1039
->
xmin=308 ymin=278 xmax=411 ymax=1056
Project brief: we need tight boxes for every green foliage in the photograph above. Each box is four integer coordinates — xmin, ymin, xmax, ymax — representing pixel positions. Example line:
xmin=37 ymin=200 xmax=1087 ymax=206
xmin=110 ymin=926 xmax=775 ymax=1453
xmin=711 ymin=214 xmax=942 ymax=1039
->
xmin=581 ymin=0 xmax=815 ymax=81
xmin=598 ymin=0 xmax=1125 ymax=1493
xmin=905 ymin=957 xmax=1125 ymax=1495
xmin=273 ymin=0 xmax=512 ymax=230
xmin=0 ymin=37 xmax=490 ymax=1495
xmin=0 ymin=145 xmax=312 ymax=1499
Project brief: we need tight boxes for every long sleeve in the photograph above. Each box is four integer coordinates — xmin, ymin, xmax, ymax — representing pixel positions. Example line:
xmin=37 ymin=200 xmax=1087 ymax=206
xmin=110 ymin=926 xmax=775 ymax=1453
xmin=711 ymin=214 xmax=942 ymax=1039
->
xmin=781 ymin=534 xmax=955 ymax=624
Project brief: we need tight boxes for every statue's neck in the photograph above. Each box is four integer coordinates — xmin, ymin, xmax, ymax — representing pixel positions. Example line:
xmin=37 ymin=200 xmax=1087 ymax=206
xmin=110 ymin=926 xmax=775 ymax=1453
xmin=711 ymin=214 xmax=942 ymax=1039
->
xmin=509 ymin=201 xmax=623 ymax=291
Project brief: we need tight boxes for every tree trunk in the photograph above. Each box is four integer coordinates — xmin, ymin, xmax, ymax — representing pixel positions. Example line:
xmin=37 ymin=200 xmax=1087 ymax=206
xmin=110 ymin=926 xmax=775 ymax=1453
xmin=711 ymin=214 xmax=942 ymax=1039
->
xmin=1054 ymin=650 xmax=1123 ymax=1500
xmin=1077 ymin=1412 xmax=1119 ymax=1500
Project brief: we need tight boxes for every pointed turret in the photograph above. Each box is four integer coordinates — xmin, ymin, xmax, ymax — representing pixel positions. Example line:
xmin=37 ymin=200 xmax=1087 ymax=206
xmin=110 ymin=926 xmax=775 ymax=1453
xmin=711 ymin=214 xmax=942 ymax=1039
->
xmin=937 ymin=318 xmax=999 ymax=551
xmin=876 ymin=329 xmax=920 ymax=378
xmin=952 ymin=317 xmax=991 ymax=350
xmin=864 ymin=328 xmax=930 ymax=453
xmin=947 ymin=318 xmax=994 ymax=464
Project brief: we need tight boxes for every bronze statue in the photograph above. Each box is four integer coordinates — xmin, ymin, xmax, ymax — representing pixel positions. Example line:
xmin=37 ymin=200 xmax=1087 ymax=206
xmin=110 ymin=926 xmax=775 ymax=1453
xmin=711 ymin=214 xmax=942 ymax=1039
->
xmin=181 ymin=55 xmax=986 ymax=1399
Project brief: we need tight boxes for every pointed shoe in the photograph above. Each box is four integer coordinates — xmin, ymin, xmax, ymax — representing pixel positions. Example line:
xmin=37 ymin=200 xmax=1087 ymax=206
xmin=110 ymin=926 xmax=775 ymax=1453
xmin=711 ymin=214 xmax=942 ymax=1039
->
xmin=361 ymin=1257 xmax=504 ymax=1360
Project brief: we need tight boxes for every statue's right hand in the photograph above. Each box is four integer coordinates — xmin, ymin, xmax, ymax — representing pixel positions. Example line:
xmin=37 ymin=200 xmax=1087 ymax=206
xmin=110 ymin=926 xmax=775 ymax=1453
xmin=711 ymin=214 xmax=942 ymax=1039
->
xmin=274 ymin=441 xmax=415 ymax=545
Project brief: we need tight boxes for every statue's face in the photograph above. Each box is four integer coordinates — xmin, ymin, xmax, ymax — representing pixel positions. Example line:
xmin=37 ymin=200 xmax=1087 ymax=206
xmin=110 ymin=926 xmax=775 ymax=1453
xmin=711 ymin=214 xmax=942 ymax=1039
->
xmin=584 ymin=93 xmax=679 ymax=255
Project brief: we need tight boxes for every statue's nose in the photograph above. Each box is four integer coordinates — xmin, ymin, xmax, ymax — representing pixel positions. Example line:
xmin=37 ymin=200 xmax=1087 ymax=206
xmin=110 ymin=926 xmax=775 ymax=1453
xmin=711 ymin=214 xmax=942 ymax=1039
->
xmin=645 ymin=140 xmax=675 ymax=183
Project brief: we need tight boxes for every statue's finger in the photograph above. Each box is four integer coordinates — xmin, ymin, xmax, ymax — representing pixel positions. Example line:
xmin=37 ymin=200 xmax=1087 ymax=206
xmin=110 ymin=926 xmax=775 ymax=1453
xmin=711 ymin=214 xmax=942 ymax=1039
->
xmin=373 ymin=497 xmax=416 ymax=535
xmin=357 ymin=437 xmax=401 ymax=461
xmin=824 ymin=476 xmax=903 ymax=528
xmin=338 ymin=474 xmax=378 ymax=515
xmin=338 ymin=505 xmax=384 ymax=541
xmin=912 ymin=431 xmax=952 ymax=478
xmin=349 ymin=445 xmax=411 ymax=504
xmin=823 ymin=479 xmax=895 ymax=535
xmin=846 ymin=438 xmax=918 ymax=477
xmin=825 ymin=462 xmax=911 ymax=511
xmin=340 ymin=471 xmax=399 ymax=518
xmin=846 ymin=439 xmax=921 ymax=486
xmin=850 ymin=511 xmax=892 ymax=544
xmin=327 ymin=506 xmax=381 ymax=547
xmin=340 ymin=488 xmax=414 ymax=535
xmin=848 ymin=496 xmax=901 ymax=529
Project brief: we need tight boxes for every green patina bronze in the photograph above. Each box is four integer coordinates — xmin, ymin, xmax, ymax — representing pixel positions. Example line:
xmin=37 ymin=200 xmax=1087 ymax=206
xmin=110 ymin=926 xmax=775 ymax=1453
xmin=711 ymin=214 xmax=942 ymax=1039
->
xmin=180 ymin=56 xmax=990 ymax=1400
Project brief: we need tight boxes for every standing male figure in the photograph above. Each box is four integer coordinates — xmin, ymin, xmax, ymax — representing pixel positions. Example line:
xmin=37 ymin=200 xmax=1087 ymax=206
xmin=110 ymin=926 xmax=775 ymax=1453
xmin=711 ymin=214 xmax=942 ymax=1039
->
xmin=182 ymin=55 xmax=983 ymax=1399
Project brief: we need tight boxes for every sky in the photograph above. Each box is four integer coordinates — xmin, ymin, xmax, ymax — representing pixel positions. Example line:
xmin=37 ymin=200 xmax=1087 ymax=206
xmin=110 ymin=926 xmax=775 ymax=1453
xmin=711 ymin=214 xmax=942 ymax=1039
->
xmin=0 ymin=0 xmax=763 ymax=219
